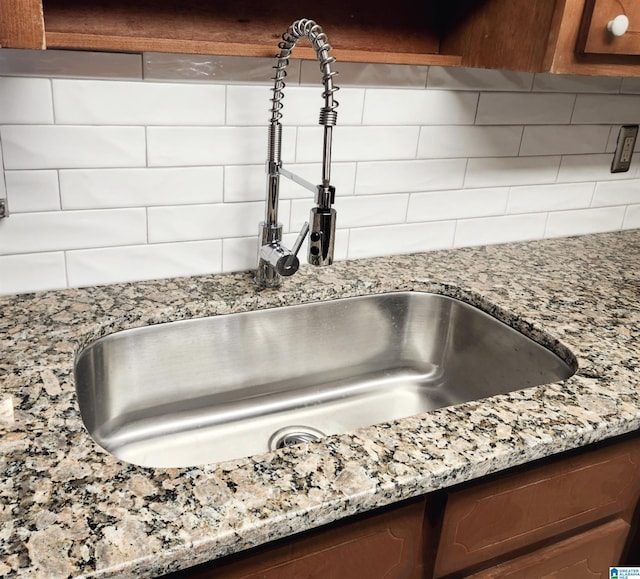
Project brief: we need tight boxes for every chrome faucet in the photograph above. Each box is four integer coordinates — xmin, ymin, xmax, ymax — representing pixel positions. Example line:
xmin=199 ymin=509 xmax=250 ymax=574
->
xmin=255 ymin=18 xmax=339 ymax=288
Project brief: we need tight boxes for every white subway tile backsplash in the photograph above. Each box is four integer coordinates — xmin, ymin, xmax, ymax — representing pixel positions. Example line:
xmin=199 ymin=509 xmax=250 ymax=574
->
xmin=0 ymin=252 xmax=67 ymax=295
xmin=225 ymin=85 xmax=271 ymax=125
xmin=2 ymin=56 xmax=640 ymax=295
xmin=144 ymin=53 xmax=290 ymax=84
xmin=0 ymin=78 xmax=54 ymax=124
xmin=519 ymin=125 xmax=610 ymax=156
xmin=572 ymin=94 xmax=640 ymax=124
xmin=417 ymin=125 xmax=522 ymax=159
xmin=363 ymin=89 xmax=478 ymax=126
xmin=623 ymin=205 xmax=640 ymax=229
xmin=532 ymin=73 xmax=622 ymax=94
xmin=340 ymin=193 xmax=408 ymax=227
xmin=148 ymin=201 xmax=271 ymax=243
xmin=557 ymin=154 xmax=639 ymax=183
xmin=476 ymin=93 xmax=575 ymax=125
xmin=296 ymin=126 xmax=420 ymax=162
xmin=545 ymin=207 xmax=625 ymax=238
xmin=355 ymin=159 xmax=466 ymax=195
xmin=53 ymin=80 xmax=226 ymax=125
xmin=507 ymin=183 xmax=595 ymax=214
xmin=348 ymin=221 xmax=455 ymax=259
xmin=147 ymin=126 xmax=294 ymax=166
xmin=621 ymin=78 xmax=640 ymax=94
xmin=0 ymin=49 xmax=142 ymax=80
xmin=320 ymin=61 xmax=428 ymax=88
xmin=66 ymin=240 xmax=222 ymax=287
xmin=1 ymin=126 xmax=146 ymax=170
xmin=465 ymin=156 xmax=560 ymax=188
xmin=291 ymin=194 xmax=409 ymax=230
xmin=428 ymin=67 xmax=533 ymax=92
xmin=0 ymin=209 xmax=147 ymax=255
xmin=454 ymin=214 xmax=547 ymax=248
xmin=59 ymin=167 xmax=223 ymax=209
xmin=5 ymin=171 xmax=60 ymax=212
xmin=221 ymin=236 xmax=258 ymax=272
xmin=408 ymin=188 xmax=508 ymax=222
xmin=224 ymin=162 xmax=357 ymax=202
xmin=592 ymin=179 xmax=640 ymax=207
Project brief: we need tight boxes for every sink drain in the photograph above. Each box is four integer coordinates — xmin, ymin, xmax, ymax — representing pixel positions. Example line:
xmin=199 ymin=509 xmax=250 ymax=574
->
xmin=269 ymin=426 xmax=326 ymax=450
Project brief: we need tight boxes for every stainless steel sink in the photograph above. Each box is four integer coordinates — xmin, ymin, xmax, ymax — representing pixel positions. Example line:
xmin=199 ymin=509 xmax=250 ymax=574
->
xmin=74 ymin=292 xmax=575 ymax=468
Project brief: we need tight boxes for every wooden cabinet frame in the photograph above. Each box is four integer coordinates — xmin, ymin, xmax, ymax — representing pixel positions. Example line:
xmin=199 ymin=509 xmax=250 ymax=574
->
xmin=0 ymin=0 xmax=44 ymax=49
xmin=3 ymin=0 xmax=640 ymax=75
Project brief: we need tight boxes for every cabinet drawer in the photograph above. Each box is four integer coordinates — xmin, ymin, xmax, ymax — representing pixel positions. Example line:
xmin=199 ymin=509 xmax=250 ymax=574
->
xmin=580 ymin=0 xmax=640 ymax=56
xmin=435 ymin=438 xmax=640 ymax=576
xmin=468 ymin=518 xmax=629 ymax=578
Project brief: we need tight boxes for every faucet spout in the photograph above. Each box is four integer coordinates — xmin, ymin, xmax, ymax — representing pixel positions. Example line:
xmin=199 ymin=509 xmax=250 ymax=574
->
xmin=255 ymin=18 xmax=339 ymax=288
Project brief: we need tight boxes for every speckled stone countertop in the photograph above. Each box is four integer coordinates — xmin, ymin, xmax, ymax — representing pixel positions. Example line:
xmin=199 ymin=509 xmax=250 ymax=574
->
xmin=3 ymin=230 xmax=640 ymax=578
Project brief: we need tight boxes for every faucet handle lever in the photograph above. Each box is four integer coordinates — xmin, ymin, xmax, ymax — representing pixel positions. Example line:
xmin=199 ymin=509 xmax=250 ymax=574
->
xmin=281 ymin=221 xmax=309 ymax=275
xmin=291 ymin=221 xmax=310 ymax=257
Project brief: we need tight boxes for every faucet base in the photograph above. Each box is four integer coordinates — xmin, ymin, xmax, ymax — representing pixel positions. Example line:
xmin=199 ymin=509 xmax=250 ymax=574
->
xmin=255 ymin=266 xmax=282 ymax=289
xmin=255 ymin=222 xmax=285 ymax=288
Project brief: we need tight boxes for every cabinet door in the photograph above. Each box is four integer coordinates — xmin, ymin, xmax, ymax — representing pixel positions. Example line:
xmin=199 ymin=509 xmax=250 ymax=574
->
xmin=434 ymin=437 xmax=640 ymax=576
xmin=468 ymin=518 xmax=630 ymax=578
xmin=581 ymin=0 xmax=640 ymax=55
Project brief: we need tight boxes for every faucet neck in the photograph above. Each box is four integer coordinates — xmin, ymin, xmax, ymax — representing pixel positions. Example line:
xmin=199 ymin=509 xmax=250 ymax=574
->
xmin=269 ymin=19 xmax=338 ymax=132
xmin=268 ymin=19 xmax=338 ymax=190
xmin=265 ymin=18 xmax=339 ymax=228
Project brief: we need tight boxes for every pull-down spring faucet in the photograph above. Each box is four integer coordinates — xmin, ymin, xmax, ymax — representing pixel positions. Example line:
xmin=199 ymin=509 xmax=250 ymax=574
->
xmin=255 ymin=18 xmax=339 ymax=288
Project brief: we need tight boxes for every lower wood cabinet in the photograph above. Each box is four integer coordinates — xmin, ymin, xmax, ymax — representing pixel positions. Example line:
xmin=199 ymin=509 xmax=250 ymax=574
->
xmin=467 ymin=518 xmax=630 ymax=579
xmin=174 ymin=496 xmax=430 ymax=579
xmin=434 ymin=433 xmax=640 ymax=576
xmin=168 ymin=433 xmax=640 ymax=578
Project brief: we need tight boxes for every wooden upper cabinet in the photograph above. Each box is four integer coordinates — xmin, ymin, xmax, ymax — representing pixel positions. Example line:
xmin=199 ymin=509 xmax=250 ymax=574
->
xmin=3 ymin=0 xmax=640 ymax=75
xmin=580 ymin=0 xmax=640 ymax=56
xmin=441 ymin=0 xmax=640 ymax=76
xmin=38 ymin=0 xmax=462 ymax=66
xmin=438 ymin=0 xmax=561 ymax=73
xmin=545 ymin=0 xmax=640 ymax=75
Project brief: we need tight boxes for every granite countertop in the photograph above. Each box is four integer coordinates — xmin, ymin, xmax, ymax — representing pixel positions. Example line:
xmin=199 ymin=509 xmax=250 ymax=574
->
xmin=3 ymin=230 xmax=640 ymax=578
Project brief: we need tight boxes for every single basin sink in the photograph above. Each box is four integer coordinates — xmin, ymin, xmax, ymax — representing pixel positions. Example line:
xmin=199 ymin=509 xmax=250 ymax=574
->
xmin=74 ymin=292 xmax=575 ymax=468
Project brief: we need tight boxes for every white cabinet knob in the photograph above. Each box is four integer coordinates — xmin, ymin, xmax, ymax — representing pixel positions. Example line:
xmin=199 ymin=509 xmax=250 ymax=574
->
xmin=607 ymin=14 xmax=630 ymax=37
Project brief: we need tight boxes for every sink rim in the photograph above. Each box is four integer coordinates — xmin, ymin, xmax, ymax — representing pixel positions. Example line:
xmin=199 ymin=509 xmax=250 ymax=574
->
xmin=74 ymin=289 xmax=579 ymax=372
